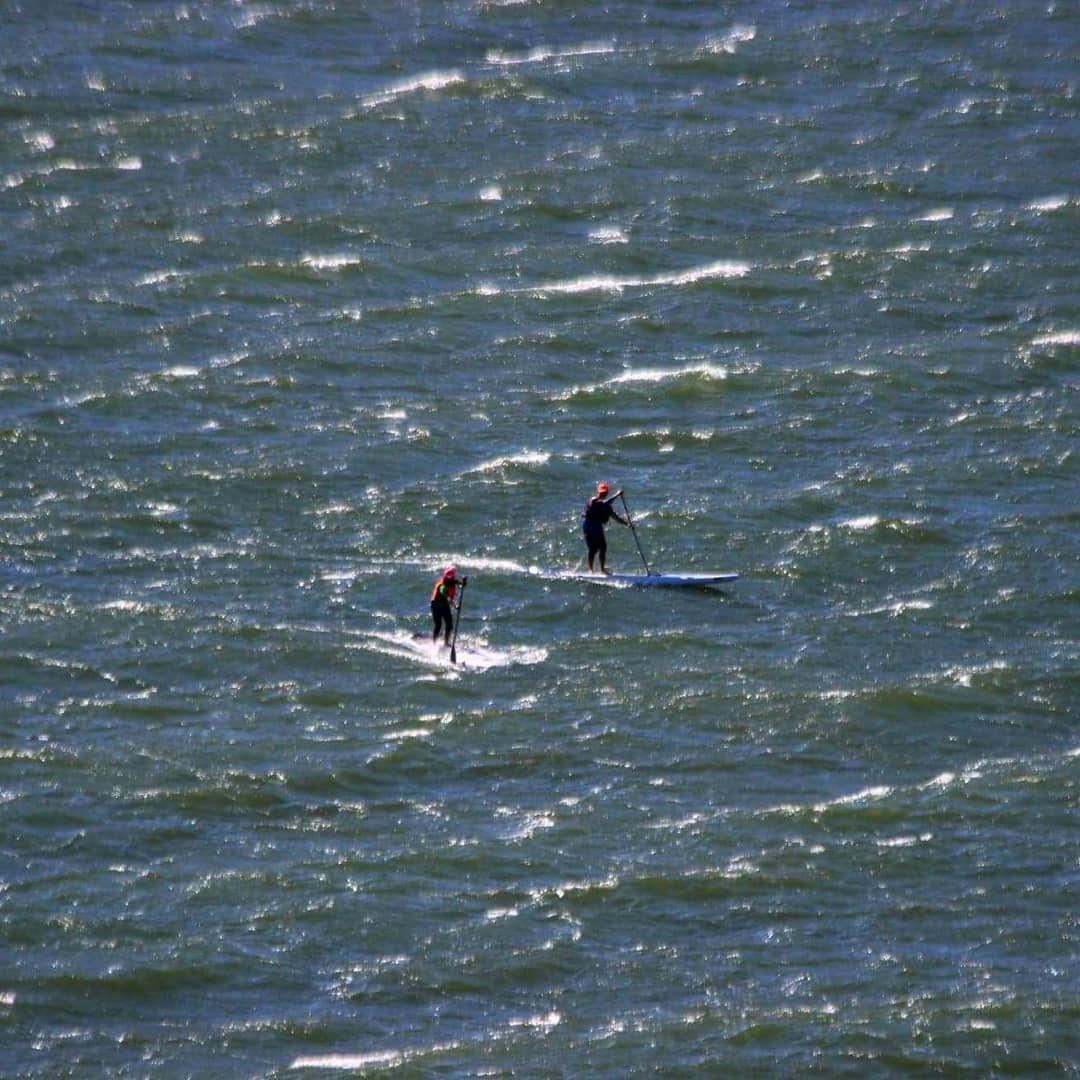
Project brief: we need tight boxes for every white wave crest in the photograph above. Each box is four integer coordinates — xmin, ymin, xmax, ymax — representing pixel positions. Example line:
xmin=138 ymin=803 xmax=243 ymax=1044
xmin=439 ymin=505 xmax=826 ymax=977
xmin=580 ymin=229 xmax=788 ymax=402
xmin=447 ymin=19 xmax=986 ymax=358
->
xmin=460 ymin=450 xmax=551 ymax=476
xmin=1028 ymin=195 xmax=1070 ymax=212
xmin=588 ymin=225 xmax=629 ymax=244
xmin=486 ymin=42 xmax=616 ymax=66
xmin=838 ymin=515 xmax=881 ymax=531
xmin=300 ymin=253 xmax=363 ymax=271
xmin=703 ymin=25 xmax=757 ymax=54
xmin=521 ymin=259 xmax=750 ymax=297
xmin=812 ymin=785 xmax=893 ymax=812
xmin=362 ymin=69 xmax=465 ymax=108
xmin=607 ymin=362 xmax=728 ymax=386
xmin=1031 ymin=330 xmax=1080 ymax=346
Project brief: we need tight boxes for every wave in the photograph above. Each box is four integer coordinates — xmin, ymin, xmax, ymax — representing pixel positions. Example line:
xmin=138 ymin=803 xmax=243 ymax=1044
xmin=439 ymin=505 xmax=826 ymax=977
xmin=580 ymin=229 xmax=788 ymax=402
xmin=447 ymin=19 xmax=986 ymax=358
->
xmin=360 ymin=629 xmax=547 ymax=672
xmin=1027 ymin=195 xmax=1072 ymax=213
xmin=702 ymin=25 xmax=757 ymax=54
xmin=507 ymin=259 xmax=751 ymax=298
xmin=588 ymin=225 xmax=629 ymax=245
xmin=290 ymin=1012 xmax=560 ymax=1072
xmin=299 ymin=253 xmax=365 ymax=272
xmin=357 ymin=555 xmax=531 ymax=575
xmin=358 ymin=69 xmax=466 ymax=109
xmin=458 ymin=450 xmax=552 ymax=476
xmin=914 ymin=207 xmax=954 ymax=222
xmin=550 ymin=362 xmax=729 ymax=402
xmin=485 ymin=41 xmax=617 ymax=66
xmin=608 ymin=362 xmax=728 ymax=386
xmin=1030 ymin=330 xmax=1079 ymax=347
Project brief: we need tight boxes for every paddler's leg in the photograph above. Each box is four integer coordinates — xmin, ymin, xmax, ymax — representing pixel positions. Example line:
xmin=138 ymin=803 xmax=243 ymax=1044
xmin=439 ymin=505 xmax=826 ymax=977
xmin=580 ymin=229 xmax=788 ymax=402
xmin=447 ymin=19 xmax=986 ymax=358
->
xmin=585 ymin=526 xmax=602 ymax=572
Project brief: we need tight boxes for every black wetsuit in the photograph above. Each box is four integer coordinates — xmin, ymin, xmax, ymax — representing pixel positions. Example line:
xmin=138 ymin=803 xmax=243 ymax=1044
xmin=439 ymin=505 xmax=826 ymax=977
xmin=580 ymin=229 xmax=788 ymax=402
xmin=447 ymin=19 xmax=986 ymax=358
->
xmin=582 ymin=496 xmax=615 ymax=563
xmin=430 ymin=579 xmax=457 ymax=643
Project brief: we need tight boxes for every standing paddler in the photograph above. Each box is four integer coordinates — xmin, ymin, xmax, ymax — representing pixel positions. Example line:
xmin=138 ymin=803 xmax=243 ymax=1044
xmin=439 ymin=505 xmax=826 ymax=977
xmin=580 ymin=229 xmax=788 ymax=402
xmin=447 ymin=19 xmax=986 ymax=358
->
xmin=581 ymin=482 xmax=630 ymax=574
xmin=429 ymin=565 xmax=466 ymax=646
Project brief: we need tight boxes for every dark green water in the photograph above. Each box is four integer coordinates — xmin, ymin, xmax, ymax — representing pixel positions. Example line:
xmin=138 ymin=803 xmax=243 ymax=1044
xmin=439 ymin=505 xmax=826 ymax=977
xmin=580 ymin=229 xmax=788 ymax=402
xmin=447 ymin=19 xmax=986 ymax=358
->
xmin=1 ymin=1 xmax=1077 ymax=1075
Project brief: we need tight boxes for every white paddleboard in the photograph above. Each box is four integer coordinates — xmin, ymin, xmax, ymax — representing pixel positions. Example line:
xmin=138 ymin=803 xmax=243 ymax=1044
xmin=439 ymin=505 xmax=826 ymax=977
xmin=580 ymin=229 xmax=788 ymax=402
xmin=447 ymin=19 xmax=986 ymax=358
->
xmin=533 ymin=567 xmax=738 ymax=588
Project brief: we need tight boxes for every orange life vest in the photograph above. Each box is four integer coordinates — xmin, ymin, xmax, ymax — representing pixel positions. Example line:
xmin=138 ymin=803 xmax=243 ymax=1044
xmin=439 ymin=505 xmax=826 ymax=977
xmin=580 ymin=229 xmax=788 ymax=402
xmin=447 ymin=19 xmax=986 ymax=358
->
xmin=430 ymin=576 xmax=457 ymax=603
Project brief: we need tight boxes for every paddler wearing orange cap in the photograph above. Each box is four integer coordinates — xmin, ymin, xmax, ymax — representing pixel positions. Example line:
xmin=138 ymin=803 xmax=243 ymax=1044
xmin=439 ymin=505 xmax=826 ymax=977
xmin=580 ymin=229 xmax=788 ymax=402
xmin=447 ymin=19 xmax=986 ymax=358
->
xmin=430 ymin=565 xmax=466 ymax=645
xmin=581 ymin=482 xmax=629 ymax=574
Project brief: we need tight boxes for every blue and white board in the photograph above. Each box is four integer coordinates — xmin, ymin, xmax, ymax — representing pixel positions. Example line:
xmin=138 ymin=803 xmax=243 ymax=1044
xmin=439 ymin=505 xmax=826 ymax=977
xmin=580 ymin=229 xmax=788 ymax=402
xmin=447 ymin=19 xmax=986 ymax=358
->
xmin=532 ymin=567 xmax=738 ymax=588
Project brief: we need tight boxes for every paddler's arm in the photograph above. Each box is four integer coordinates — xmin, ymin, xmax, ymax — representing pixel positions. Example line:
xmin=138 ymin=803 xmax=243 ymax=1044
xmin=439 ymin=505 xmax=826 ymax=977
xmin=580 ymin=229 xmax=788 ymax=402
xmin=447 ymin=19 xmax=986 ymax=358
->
xmin=603 ymin=490 xmax=629 ymax=526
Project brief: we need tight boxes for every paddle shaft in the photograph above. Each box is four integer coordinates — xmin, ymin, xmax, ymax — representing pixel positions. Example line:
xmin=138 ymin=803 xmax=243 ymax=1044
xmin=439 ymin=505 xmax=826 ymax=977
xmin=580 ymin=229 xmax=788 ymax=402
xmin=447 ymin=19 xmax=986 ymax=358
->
xmin=619 ymin=492 xmax=652 ymax=575
xmin=449 ymin=579 xmax=467 ymax=664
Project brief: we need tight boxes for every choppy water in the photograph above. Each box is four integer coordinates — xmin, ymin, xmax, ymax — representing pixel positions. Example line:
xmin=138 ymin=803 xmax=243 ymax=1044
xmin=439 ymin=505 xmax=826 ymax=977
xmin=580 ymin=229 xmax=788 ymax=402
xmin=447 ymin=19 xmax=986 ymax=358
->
xmin=2 ymin=1 xmax=1078 ymax=1075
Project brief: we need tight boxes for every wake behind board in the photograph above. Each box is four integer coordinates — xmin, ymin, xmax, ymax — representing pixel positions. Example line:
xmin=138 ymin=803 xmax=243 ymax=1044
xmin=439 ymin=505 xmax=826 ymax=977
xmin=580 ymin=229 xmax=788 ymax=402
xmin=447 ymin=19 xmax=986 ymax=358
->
xmin=404 ymin=632 xmax=546 ymax=670
xmin=533 ymin=567 xmax=738 ymax=588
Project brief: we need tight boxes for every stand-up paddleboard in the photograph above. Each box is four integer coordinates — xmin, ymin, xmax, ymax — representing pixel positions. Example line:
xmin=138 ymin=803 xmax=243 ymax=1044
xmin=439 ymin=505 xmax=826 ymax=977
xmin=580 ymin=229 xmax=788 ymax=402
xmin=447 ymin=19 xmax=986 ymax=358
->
xmin=555 ymin=490 xmax=738 ymax=588
xmin=532 ymin=567 xmax=738 ymax=588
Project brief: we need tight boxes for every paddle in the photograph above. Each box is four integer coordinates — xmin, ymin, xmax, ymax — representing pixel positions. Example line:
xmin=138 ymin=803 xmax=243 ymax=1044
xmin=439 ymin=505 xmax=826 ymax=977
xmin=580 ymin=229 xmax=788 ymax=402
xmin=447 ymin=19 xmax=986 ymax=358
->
xmin=619 ymin=492 xmax=652 ymax=575
xmin=449 ymin=577 xmax=467 ymax=664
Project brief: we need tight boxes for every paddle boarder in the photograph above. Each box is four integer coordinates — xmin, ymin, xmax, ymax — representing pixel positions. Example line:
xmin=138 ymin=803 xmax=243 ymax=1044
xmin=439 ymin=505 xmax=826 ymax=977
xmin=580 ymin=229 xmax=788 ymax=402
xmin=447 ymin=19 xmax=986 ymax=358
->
xmin=430 ymin=566 xmax=465 ymax=646
xmin=582 ymin=482 xmax=630 ymax=574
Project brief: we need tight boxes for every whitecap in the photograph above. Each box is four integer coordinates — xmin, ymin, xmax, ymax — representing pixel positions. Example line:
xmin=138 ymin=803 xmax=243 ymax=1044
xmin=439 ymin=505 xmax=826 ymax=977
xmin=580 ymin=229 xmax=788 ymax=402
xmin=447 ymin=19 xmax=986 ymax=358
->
xmin=838 ymin=515 xmax=880 ymax=531
xmin=703 ymin=25 xmax=757 ymax=53
xmin=479 ymin=185 xmax=502 ymax=201
xmin=922 ymin=772 xmax=955 ymax=789
xmin=522 ymin=258 xmax=750 ymax=296
xmin=813 ymin=785 xmax=892 ymax=812
xmin=459 ymin=450 xmax=551 ymax=475
xmin=486 ymin=42 xmax=615 ymax=66
xmin=588 ymin=225 xmax=629 ymax=244
xmin=501 ymin=810 xmax=556 ymax=840
xmin=292 ymin=1050 xmax=415 ymax=1070
xmin=849 ymin=598 xmax=934 ymax=617
xmin=944 ymin=660 xmax=1010 ymax=688
xmin=232 ymin=4 xmax=275 ymax=30
xmin=609 ymin=363 xmax=728 ymax=386
xmin=361 ymin=69 xmax=465 ymax=108
xmin=508 ymin=1010 xmax=561 ymax=1032
xmin=875 ymin=834 xmax=931 ymax=848
xmin=1031 ymin=330 xmax=1080 ymax=347
xmin=25 ymin=131 xmax=55 ymax=151
xmin=1028 ymin=195 xmax=1070 ymax=212
xmin=384 ymin=727 xmax=433 ymax=742
xmin=301 ymin=253 xmax=362 ymax=271
xmin=136 ymin=268 xmax=189 ymax=287
xmin=915 ymin=207 xmax=953 ymax=222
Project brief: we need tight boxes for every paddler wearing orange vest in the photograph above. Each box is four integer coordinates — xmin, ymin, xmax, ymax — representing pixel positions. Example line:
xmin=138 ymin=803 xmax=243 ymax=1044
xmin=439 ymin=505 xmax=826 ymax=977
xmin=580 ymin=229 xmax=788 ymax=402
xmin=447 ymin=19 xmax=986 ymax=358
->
xmin=430 ymin=566 xmax=466 ymax=646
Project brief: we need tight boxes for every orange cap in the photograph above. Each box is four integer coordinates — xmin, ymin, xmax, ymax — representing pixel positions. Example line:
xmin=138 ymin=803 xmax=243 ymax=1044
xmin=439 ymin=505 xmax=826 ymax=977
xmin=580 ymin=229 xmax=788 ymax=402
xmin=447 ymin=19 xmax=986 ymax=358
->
xmin=597 ymin=483 xmax=610 ymax=494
